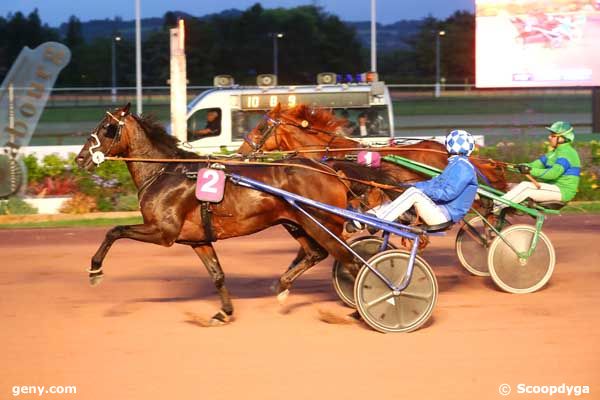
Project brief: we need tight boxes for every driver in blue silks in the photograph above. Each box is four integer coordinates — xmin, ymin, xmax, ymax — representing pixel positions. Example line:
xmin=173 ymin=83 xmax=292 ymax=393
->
xmin=353 ymin=130 xmax=479 ymax=229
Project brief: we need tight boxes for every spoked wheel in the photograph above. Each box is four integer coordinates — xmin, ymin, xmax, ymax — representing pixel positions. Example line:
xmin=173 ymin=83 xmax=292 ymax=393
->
xmin=455 ymin=216 xmax=495 ymax=276
xmin=354 ymin=250 xmax=438 ymax=333
xmin=332 ymin=236 xmax=396 ymax=308
xmin=488 ymin=224 xmax=555 ymax=294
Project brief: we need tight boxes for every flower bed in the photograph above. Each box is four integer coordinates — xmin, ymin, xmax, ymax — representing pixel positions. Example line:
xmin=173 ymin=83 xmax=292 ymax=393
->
xmin=0 ymin=153 xmax=139 ymax=215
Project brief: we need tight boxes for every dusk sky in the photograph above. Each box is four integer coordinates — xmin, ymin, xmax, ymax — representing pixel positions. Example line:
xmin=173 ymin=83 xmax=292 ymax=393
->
xmin=0 ymin=0 xmax=475 ymax=26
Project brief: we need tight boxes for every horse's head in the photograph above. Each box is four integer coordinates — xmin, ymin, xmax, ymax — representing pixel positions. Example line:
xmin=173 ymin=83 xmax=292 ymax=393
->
xmin=238 ymin=104 xmax=353 ymax=156
xmin=238 ymin=104 xmax=285 ymax=155
xmin=470 ymin=157 xmax=508 ymax=191
xmin=76 ymin=103 xmax=133 ymax=171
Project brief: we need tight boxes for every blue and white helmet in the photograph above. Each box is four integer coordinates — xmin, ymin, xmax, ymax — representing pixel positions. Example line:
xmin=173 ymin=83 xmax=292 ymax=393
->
xmin=445 ymin=130 xmax=475 ymax=156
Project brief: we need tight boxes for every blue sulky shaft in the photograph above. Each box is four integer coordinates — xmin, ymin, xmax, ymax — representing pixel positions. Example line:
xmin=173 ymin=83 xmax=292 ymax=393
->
xmin=229 ymin=173 xmax=424 ymax=292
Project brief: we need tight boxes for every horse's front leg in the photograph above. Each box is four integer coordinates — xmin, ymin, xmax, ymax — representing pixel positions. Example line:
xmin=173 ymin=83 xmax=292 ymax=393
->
xmin=190 ymin=244 xmax=233 ymax=325
xmin=282 ymin=223 xmax=309 ymax=271
xmin=88 ymin=223 xmax=170 ymax=286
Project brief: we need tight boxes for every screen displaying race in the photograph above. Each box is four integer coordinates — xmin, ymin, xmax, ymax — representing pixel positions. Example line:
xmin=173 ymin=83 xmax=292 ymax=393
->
xmin=476 ymin=0 xmax=600 ymax=87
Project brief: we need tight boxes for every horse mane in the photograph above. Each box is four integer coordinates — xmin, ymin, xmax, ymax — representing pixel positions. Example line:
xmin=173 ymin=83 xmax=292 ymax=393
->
xmin=131 ymin=114 xmax=198 ymax=159
xmin=282 ymin=105 xmax=347 ymax=133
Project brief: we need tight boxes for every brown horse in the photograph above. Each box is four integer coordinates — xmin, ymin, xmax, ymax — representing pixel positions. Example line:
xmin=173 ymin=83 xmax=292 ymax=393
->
xmin=75 ymin=104 xmax=399 ymax=325
xmin=238 ymin=104 xmax=507 ymax=192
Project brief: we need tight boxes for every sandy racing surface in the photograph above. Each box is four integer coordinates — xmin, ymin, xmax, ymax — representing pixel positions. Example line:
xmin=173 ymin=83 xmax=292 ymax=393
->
xmin=1 ymin=215 xmax=599 ymax=399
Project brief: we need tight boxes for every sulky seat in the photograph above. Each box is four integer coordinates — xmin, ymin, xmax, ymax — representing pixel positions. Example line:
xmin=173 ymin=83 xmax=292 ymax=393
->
xmin=417 ymin=220 xmax=454 ymax=233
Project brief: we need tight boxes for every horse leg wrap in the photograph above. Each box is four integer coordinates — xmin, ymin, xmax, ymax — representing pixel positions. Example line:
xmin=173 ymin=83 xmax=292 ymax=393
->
xmin=88 ymin=270 xmax=105 ymax=287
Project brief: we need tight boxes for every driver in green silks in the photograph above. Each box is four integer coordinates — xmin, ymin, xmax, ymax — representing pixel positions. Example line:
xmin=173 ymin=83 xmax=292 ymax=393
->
xmin=495 ymin=121 xmax=581 ymax=211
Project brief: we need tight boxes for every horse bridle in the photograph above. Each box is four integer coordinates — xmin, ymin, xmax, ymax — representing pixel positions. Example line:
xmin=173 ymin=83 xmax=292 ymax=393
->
xmin=242 ymin=115 xmax=282 ymax=152
xmin=88 ymin=110 xmax=127 ymax=165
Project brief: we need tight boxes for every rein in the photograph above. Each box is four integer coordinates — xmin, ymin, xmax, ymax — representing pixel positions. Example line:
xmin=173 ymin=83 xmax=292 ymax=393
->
xmin=254 ymin=113 xmax=508 ymax=168
xmin=104 ymin=156 xmax=406 ymax=193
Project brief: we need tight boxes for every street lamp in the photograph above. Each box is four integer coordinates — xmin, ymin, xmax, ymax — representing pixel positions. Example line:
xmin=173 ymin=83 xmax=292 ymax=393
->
xmin=371 ymin=0 xmax=377 ymax=72
xmin=272 ymin=32 xmax=284 ymax=77
xmin=435 ymin=30 xmax=445 ymax=98
xmin=111 ymin=35 xmax=121 ymax=103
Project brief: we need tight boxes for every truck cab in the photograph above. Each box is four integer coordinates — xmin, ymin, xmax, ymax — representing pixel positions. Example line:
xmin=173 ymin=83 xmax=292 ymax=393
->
xmin=178 ymin=75 xmax=395 ymax=154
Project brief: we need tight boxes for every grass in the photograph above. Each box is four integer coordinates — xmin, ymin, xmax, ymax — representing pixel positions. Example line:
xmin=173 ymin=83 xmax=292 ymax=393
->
xmin=0 ymin=216 xmax=143 ymax=229
xmin=39 ymin=104 xmax=170 ymax=123
xmin=393 ymin=95 xmax=591 ymax=116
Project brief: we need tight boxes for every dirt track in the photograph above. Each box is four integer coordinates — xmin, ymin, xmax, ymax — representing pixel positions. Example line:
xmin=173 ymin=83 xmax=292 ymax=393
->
xmin=1 ymin=215 xmax=599 ymax=399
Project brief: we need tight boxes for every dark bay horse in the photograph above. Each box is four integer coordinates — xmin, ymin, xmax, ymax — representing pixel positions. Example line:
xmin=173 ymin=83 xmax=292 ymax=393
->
xmin=238 ymin=104 xmax=508 ymax=192
xmin=75 ymin=104 xmax=391 ymax=325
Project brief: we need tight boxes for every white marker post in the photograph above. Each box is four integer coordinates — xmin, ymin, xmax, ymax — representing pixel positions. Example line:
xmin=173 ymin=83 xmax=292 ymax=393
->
xmin=170 ymin=19 xmax=187 ymax=140
xmin=135 ymin=0 xmax=142 ymax=114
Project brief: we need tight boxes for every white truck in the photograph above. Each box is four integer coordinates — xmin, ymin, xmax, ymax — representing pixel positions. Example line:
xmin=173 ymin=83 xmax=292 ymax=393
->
xmin=178 ymin=78 xmax=396 ymax=154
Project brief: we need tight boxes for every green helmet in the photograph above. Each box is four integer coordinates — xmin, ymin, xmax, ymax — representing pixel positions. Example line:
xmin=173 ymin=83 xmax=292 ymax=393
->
xmin=546 ymin=121 xmax=575 ymax=142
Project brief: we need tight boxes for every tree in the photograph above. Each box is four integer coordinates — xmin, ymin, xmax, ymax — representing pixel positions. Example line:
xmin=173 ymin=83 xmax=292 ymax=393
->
xmin=395 ymin=11 xmax=475 ymax=84
xmin=58 ymin=16 xmax=85 ymax=85
xmin=0 ymin=11 xmax=58 ymax=79
xmin=404 ymin=15 xmax=442 ymax=83
xmin=65 ymin=16 xmax=84 ymax=48
xmin=441 ymin=11 xmax=475 ymax=83
xmin=0 ymin=16 xmax=8 ymax=76
xmin=179 ymin=3 xmax=365 ymax=85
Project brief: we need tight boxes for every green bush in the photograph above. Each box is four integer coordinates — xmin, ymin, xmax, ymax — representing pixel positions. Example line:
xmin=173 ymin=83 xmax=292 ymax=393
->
xmin=96 ymin=196 xmax=115 ymax=212
xmin=41 ymin=154 xmax=67 ymax=177
xmin=22 ymin=154 xmax=44 ymax=182
xmin=0 ymin=197 xmax=38 ymax=215
xmin=115 ymin=194 xmax=140 ymax=211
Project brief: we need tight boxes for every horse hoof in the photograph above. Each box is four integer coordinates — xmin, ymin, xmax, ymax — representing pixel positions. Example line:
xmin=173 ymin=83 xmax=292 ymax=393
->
xmin=209 ymin=310 xmax=230 ymax=326
xmin=277 ymin=289 xmax=290 ymax=305
xmin=349 ymin=310 xmax=361 ymax=320
xmin=89 ymin=273 xmax=104 ymax=287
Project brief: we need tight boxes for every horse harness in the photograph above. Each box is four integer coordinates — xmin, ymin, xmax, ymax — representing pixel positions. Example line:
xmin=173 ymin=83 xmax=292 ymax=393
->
xmin=88 ymin=111 xmax=127 ymax=166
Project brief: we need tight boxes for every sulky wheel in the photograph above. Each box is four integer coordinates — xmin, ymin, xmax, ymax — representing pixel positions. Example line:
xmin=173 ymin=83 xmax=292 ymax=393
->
xmin=487 ymin=224 xmax=555 ymax=294
xmin=455 ymin=216 xmax=494 ymax=277
xmin=354 ymin=249 xmax=438 ymax=333
xmin=332 ymin=236 xmax=396 ymax=308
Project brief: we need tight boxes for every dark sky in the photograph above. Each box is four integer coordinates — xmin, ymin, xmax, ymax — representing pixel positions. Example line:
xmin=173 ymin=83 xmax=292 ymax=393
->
xmin=1 ymin=0 xmax=475 ymax=26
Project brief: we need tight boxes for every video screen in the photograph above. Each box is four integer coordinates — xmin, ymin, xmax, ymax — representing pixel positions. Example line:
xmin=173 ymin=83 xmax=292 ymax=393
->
xmin=476 ymin=0 xmax=600 ymax=87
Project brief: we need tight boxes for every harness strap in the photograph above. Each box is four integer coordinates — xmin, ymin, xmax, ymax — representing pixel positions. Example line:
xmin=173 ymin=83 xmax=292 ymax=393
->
xmin=200 ymin=202 xmax=216 ymax=243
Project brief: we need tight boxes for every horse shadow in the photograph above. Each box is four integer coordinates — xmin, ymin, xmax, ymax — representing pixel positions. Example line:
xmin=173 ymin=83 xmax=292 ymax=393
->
xmin=118 ymin=273 xmax=340 ymax=304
